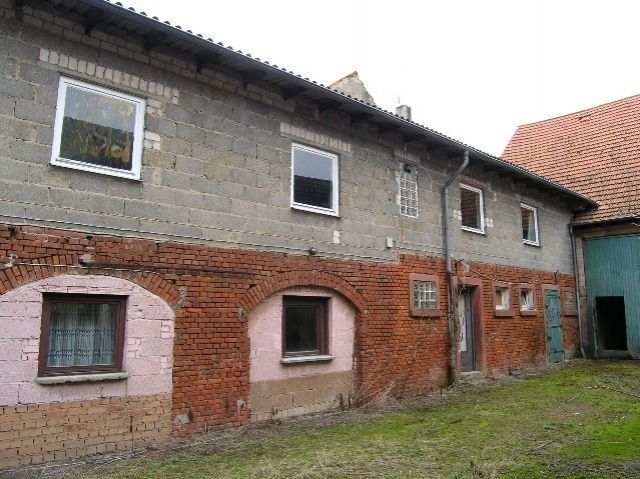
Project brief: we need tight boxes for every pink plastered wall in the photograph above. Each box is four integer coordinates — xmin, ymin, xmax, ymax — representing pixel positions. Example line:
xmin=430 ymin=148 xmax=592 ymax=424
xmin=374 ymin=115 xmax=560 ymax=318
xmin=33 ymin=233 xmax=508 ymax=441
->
xmin=249 ymin=287 xmax=355 ymax=383
xmin=0 ymin=274 xmax=175 ymax=407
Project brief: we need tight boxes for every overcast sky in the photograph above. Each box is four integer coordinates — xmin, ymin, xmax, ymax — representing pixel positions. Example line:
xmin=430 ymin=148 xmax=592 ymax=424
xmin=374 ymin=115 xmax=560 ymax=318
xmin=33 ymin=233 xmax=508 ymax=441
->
xmin=127 ymin=1 xmax=640 ymax=156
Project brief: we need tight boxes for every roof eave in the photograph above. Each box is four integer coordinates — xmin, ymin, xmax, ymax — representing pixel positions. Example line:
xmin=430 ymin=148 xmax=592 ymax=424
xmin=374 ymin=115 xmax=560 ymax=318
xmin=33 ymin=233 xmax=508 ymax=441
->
xmin=76 ymin=0 xmax=597 ymax=211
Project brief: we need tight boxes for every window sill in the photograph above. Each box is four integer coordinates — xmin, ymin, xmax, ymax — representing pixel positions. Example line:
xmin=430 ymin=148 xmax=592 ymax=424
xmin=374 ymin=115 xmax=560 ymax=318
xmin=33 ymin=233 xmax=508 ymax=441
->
xmin=291 ymin=204 xmax=340 ymax=217
xmin=494 ymin=309 xmax=514 ymax=318
xmin=410 ymin=308 xmax=442 ymax=318
xmin=461 ymin=226 xmax=486 ymax=235
xmin=35 ymin=372 xmax=129 ymax=385
xmin=520 ymin=309 xmax=538 ymax=317
xmin=522 ymin=240 xmax=540 ymax=247
xmin=280 ymin=355 xmax=335 ymax=364
xmin=51 ymin=158 xmax=142 ymax=181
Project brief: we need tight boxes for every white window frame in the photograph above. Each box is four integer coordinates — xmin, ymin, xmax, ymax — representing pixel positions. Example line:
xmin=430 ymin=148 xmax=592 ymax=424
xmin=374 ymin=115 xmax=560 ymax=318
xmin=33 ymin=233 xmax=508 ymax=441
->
xmin=398 ymin=162 xmax=419 ymax=218
xmin=50 ymin=76 xmax=146 ymax=180
xmin=520 ymin=203 xmax=540 ymax=246
xmin=520 ymin=288 xmax=535 ymax=311
xmin=495 ymin=287 xmax=510 ymax=310
xmin=290 ymin=143 xmax=339 ymax=216
xmin=460 ymin=183 xmax=485 ymax=234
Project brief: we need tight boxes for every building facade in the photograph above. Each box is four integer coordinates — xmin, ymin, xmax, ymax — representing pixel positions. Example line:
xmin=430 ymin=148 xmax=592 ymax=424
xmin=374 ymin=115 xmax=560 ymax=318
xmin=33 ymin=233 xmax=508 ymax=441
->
xmin=0 ymin=0 xmax=593 ymax=468
xmin=503 ymin=94 xmax=640 ymax=359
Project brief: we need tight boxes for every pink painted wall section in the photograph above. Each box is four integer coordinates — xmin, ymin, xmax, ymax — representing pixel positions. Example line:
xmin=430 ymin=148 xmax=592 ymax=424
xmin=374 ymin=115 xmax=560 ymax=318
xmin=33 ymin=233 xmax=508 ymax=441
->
xmin=249 ymin=287 xmax=355 ymax=383
xmin=0 ymin=274 xmax=175 ymax=407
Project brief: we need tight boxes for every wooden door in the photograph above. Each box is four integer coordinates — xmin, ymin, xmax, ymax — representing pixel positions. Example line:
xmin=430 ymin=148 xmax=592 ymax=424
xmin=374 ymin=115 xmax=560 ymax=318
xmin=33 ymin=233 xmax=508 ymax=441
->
xmin=545 ymin=290 xmax=564 ymax=363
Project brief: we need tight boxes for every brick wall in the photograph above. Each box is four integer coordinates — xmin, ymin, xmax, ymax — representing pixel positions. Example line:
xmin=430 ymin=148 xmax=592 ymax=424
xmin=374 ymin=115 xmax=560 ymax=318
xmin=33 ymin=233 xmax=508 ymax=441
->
xmin=0 ymin=224 xmax=579 ymax=439
xmin=0 ymin=393 xmax=171 ymax=468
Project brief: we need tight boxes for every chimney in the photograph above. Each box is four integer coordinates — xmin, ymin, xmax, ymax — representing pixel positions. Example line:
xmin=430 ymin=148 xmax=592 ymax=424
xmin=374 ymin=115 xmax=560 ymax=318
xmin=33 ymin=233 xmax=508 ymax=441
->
xmin=396 ymin=104 xmax=412 ymax=120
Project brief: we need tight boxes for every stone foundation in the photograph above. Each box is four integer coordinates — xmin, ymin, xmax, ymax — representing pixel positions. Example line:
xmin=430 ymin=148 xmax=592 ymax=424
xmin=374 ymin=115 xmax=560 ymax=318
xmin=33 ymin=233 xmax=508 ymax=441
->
xmin=250 ymin=370 xmax=354 ymax=421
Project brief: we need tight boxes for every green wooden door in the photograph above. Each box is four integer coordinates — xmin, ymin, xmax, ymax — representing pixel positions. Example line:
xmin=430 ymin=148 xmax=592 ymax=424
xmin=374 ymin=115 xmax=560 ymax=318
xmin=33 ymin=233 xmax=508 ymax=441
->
xmin=545 ymin=290 xmax=564 ymax=363
xmin=583 ymin=234 xmax=640 ymax=358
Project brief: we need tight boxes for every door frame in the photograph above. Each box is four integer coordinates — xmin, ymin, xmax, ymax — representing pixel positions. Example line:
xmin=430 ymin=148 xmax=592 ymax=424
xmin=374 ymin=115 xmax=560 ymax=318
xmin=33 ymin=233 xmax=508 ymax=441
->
xmin=542 ymin=284 xmax=564 ymax=362
xmin=454 ymin=277 xmax=484 ymax=372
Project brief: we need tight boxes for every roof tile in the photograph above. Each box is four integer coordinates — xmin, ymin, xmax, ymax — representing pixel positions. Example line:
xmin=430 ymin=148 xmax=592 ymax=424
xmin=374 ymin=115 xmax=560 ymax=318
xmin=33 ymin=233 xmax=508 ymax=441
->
xmin=502 ymin=95 xmax=640 ymax=223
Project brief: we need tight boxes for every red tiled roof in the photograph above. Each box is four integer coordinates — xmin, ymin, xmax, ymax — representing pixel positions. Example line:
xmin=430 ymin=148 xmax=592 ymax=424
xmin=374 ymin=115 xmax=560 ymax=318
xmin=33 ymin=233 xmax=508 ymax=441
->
xmin=502 ymin=94 xmax=640 ymax=223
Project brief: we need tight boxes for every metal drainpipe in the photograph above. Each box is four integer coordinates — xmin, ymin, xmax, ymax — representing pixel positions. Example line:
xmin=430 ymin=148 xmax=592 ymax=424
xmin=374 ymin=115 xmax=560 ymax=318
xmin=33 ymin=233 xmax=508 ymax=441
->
xmin=569 ymin=223 xmax=586 ymax=358
xmin=443 ymin=150 xmax=470 ymax=385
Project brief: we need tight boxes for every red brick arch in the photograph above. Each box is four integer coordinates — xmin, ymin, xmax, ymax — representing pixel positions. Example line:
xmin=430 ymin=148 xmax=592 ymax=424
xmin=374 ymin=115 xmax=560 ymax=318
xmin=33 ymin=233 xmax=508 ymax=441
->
xmin=239 ymin=270 xmax=367 ymax=314
xmin=0 ymin=265 xmax=182 ymax=310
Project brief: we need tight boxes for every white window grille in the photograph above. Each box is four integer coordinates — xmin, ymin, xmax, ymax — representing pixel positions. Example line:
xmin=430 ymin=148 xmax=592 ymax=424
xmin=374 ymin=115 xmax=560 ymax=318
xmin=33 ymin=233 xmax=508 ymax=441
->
xmin=398 ymin=163 xmax=418 ymax=217
xmin=413 ymin=281 xmax=437 ymax=310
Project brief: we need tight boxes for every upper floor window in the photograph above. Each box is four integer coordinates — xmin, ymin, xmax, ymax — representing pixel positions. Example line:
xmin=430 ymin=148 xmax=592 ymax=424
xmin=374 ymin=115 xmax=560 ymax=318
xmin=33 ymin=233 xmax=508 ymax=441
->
xmin=460 ymin=184 xmax=485 ymax=234
xmin=398 ymin=162 xmax=418 ymax=218
xmin=51 ymin=77 xmax=145 ymax=180
xmin=38 ymin=294 xmax=127 ymax=376
xmin=291 ymin=143 xmax=339 ymax=216
xmin=521 ymin=204 xmax=539 ymax=245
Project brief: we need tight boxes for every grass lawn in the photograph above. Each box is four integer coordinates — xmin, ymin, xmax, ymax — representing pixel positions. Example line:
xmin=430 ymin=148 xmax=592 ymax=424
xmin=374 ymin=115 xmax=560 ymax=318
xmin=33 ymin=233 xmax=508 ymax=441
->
xmin=77 ymin=361 xmax=639 ymax=479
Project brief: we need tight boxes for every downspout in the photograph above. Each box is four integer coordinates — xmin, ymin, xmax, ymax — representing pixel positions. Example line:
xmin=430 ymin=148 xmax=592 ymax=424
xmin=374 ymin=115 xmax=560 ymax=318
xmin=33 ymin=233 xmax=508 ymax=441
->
xmin=569 ymin=224 xmax=586 ymax=358
xmin=443 ymin=150 xmax=470 ymax=385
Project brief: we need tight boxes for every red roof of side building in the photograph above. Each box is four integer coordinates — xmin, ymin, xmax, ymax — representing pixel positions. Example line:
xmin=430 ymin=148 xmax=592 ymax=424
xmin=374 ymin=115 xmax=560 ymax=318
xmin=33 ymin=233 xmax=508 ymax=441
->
xmin=502 ymin=94 xmax=640 ymax=223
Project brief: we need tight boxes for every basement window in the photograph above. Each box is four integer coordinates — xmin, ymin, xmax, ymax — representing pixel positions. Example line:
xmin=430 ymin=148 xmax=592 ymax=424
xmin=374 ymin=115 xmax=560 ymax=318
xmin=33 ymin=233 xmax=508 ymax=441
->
xmin=409 ymin=273 xmax=441 ymax=318
xmin=51 ymin=77 xmax=145 ymax=180
xmin=460 ymin=184 xmax=485 ymax=234
xmin=291 ymin=143 xmax=339 ymax=216
xmin=282 ymin=296 xmax=329 ymax=357
xmin=398 ymin=163 xmax=419 ymax=218
xmin=493 ymin=282 xmax=513 ymax=317
xmin=38 ymin=294 xmax=127 ymax=376
xmin=521 ymin=204 xmax=539 ymax=245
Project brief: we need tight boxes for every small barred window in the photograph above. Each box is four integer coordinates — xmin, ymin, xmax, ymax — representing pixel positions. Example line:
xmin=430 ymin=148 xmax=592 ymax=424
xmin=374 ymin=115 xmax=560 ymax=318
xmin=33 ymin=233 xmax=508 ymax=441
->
xmin=398 ymin=163 xmax=418 ymax=217
xmin=413 ymin=281 xmax=437 ymax=310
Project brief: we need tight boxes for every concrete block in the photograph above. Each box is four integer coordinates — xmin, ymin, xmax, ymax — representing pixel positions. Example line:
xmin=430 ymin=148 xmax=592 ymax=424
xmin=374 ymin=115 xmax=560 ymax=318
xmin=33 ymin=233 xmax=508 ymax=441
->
xmin=14 ymin=99 xmax=54 ymax=125
xmin=0 ymin=36 xmax=39 ymax=60
xmin=0 ymin=94 xmax=15 ymax=115
xmin=0 ymin=75 xmax=34 ymax=100
xmin=34 ymin=84 xmax=58 ymax=107
xmin=145 ymin=116 xmax=177 ymax=137
xmin=9 ymin=140 xmax=51 ymax=166
xmin=2 ymin=179 xmax=48 ymax=204
xmin=176 ymin=123 xmax=205 ymax=143
xmin=0 ymin=156 xmax=29 ymax=180
xmin=204 ymin=131 xmax=232 ymax=150
xmin=175 ymin=155 xmax=205 ymax=176
xmin=0 ymin=55 xmax=17 ymax=76
xmin=160 ymin=170 xmax=191 ymax=190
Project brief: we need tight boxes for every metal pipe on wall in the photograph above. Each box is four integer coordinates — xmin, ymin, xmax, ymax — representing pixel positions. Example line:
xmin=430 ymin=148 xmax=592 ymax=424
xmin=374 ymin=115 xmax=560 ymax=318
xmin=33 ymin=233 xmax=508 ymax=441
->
xmin=442 ymin=150 xmax=470 ymax=384
xmin=569 ymin=223 xmax=586 ymax=358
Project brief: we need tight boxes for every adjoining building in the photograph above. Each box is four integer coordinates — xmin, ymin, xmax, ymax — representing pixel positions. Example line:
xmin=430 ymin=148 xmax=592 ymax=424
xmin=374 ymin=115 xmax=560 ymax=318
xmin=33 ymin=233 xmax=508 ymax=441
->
xmin=0 ymin=0 xmax=595 ymax=468
xmin=503 ymin=94 xmax=640 ymax=359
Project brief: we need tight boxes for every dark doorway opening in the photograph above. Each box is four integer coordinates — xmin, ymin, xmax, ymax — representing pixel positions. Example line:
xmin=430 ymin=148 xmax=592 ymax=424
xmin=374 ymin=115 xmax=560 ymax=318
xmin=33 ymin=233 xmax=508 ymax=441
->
xmin=595 ymin=296 xmax=628 ymax=351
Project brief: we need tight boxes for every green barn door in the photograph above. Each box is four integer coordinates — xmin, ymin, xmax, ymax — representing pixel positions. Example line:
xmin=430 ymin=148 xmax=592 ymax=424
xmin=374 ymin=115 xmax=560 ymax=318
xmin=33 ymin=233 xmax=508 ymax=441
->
xmin=545 ymin=290 xmax=564 ymax=363
xmin=584 ymin=234 xmax=640 ymax=358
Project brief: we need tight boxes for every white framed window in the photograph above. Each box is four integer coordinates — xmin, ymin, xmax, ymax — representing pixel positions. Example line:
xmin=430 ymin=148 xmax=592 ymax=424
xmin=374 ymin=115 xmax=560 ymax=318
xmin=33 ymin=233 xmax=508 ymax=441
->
xmin=520 ymin=288 xmax=535 ymax=310
xmin=521 ymin=203 xmax=539 ymax=246
xmin=495 ymin=287 xmax=510 ymax=310
xmin=291 ymin=143 xmax=339 ymax=216
xmin=398 ymin=162 xmax=419 ymax=218
xmin=51 ymin=76 xmax=145 ymax=180
xmin=460 ymin=183 xmax=485 ymax=234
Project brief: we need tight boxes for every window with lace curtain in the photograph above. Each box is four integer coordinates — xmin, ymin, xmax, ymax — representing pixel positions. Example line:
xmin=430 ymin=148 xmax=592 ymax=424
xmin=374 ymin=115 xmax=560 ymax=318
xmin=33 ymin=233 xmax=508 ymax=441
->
xmin=38 ymin=294 xmax=126 ymax=376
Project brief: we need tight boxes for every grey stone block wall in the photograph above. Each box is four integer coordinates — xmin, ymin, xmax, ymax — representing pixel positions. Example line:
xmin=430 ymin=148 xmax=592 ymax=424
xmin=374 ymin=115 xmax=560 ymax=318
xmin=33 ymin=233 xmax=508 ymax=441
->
xmin=0 ymin=0 xmax=575 ymax=273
